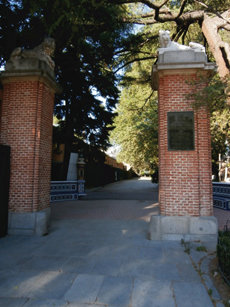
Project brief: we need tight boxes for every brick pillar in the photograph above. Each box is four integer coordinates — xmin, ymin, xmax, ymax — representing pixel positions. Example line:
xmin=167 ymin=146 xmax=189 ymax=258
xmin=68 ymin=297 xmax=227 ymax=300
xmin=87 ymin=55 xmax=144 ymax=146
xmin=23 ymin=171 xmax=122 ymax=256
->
xmin=158 ymin=72 xmax=213 ymax=217
xmin=149 ymin=47 xmax=218 ymax=242
xmin=0 ymin=56 xmax=59 ymax=235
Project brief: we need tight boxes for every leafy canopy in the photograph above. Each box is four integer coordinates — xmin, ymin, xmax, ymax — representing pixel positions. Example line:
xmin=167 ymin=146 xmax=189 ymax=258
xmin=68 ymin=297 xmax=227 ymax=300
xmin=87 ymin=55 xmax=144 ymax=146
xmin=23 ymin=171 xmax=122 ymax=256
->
xmin=110 ymin=25 xmax=159 ymax=174
xmin=0 ymin=0 xmax=131 ymax=149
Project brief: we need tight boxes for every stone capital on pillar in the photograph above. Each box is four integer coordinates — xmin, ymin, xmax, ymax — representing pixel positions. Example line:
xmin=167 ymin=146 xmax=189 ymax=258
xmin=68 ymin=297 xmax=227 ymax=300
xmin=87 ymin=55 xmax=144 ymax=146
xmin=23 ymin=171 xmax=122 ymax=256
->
xmin=1 ymin=57 xmax=60 ymax=93
xmin=0 ymin=41 xmax=60 ymax=235
xmin=149 ymin=33 xmax=218 ymax=242
xmin=152 ymin=48 xmax=216 ymax=91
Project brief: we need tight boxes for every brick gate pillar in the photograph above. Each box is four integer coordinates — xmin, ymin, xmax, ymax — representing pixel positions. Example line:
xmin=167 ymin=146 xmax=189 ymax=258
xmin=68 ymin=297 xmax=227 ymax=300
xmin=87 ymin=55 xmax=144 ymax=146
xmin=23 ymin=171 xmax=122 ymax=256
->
xmin=149 ymin=33 xmax=218 ymax=242
xmin=0 ymin=41 xmax=59 ymax=235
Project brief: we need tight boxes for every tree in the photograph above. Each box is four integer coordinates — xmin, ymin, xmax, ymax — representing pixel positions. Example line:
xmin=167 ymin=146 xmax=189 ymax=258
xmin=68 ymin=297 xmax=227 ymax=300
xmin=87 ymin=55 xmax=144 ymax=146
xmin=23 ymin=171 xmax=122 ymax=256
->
xmin=1 ymin=0 xmax=230 ymax=179
xmin=110 ymin=93 xmax=158 ymax=174
xmin=0 ymin=0 xmax=131 ymax=177
xmin=111 ymin=13 xmax=230 ymax=177
xmin=110 ymin=37 xmax=159 ymax=174
xmin=185 ymin=73 xmax=230 ymax=179
xmin=113 ymin=0 xmax=230 ymax=79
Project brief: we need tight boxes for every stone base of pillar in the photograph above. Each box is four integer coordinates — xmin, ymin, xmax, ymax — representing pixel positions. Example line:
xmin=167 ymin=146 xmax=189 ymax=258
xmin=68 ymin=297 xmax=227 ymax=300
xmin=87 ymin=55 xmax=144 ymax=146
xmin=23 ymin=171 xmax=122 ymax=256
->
xmin=8 ymin=208 xmax=51 ymax=236
xmin=149 ymin=215 xmax=218 ymax=243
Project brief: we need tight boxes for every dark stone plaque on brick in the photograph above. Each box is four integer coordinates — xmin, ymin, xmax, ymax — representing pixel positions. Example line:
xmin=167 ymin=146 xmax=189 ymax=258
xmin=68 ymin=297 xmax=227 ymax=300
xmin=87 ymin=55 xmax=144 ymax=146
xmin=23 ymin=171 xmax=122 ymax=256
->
xmin=167 ymin=111 xmax=194 ymax=150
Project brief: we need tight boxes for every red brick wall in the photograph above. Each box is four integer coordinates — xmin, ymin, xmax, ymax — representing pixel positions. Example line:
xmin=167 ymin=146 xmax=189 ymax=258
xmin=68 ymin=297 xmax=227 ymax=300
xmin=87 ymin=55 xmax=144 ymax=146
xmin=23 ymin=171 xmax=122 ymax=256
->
xmin=0 ymin=77 xmax=55 ymax=213
xmin=158 ymin=71 xmax=213 ymax=217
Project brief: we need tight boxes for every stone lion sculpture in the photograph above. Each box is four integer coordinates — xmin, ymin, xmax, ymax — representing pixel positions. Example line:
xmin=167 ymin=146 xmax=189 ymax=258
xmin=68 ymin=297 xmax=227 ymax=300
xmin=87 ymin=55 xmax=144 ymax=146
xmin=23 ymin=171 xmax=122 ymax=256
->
xmin=9 ymin=37 xmax=55 ymax=70
xmin=159 ymin=30 xmax=205 ymax=52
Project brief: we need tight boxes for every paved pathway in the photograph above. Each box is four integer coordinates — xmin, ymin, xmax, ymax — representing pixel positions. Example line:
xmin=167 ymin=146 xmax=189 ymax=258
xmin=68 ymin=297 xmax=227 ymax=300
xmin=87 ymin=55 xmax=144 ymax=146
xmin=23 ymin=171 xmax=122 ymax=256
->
xmin=0 ymin=178 xmax=225 ymax=306
xmin=84 ymin=177 xmax=158 ymax=201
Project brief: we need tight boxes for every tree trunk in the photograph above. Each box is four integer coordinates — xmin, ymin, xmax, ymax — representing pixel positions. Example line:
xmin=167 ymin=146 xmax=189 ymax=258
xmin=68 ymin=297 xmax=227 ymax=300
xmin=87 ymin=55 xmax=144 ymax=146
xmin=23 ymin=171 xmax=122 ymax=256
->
xmin=202 ymin=12 xmax=230 ymax=78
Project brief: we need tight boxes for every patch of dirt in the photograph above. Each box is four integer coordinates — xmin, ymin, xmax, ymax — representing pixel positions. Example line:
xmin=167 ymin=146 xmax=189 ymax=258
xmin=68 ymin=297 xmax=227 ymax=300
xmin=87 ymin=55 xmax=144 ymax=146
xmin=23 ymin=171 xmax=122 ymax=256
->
xmin=209 ymin=257 xmax=230 ymax=306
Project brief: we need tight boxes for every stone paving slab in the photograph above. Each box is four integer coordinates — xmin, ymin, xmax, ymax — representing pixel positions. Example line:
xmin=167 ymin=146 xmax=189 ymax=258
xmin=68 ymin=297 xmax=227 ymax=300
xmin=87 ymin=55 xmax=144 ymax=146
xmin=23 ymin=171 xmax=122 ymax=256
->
xmin=51 ymin=199 xmax=159 ymax=221
xmin=23 ymin=299 xmax=67 ymax=307
xmin=0 ymin=270 xmax=76 ymax=300
xmin=202 ymin=274 xmax=221 ymax=301
xmin=173 ymin=281 xmax=213 ymax=307
xmin=131 ymin=278 xmax=175 ymax=307
xmin=0 ymin=298 xmax=28 ymax=307
xmin=61 ymin=256 xmax=96 ymax=274
xmin=91 ymin=256 xmax=123 ymax=276
xmin=64 ymin=274 xmax=104 ymax=303
xmin=96 ymin=276 xmax=133 ymax=307
xmin=0 ymin=218 xmax=221 ymax=307
xmin=68 ymin=304 xmax=107 ymax=307
xmin=0 ymin=179 xmax=224 ymax=307
xmin=16 ymin=255 xmax=68 ymax=272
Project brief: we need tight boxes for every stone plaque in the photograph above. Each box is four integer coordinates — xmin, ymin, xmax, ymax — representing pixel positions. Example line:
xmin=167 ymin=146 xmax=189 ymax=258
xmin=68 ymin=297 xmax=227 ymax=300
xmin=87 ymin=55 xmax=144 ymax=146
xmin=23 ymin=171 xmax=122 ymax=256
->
xmin=168 ymin=111 xmax=194 ymax=150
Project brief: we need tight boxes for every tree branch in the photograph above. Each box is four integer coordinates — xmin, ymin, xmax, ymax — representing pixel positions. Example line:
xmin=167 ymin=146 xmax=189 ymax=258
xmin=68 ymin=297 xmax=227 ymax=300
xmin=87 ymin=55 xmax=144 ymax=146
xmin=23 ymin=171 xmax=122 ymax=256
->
xmin=115 ymin=49 xmax=152 ymax=56
xmin=175 ymin=0 xmax=187 ymax=19
xmin=114 ymin=34 xmax=158 ymax=56
xmin=158 ymin=0 xmax=169 ymax=9
xmin=194 ymin=0 xmax=208 ymax=9
xmin=202 ymin=13 xmax=230 ymax=78
xmin=176 ymin=10 xmax=204 ymax=24
xmin=123 ymin=9 xmax=204 ymax=25
xmin=216 ymin=11 xmax=230 ymax=30
xmin=122 ymin=17 xmax=157 ymax=24
xmin=123 ymin=7 xmax=171 ymax=21
xmin=182 ymin=26 xmax=189 ymax=44
xmin=172 ymin=26 xmax=185 ymax=41
xmin=114 ymin=55 xmax=157 ymax=73
xmin=194 ymin=0 xmax=230 ymax=27
xmin=114 ymin=0 xmax=169 ymax=10
xmin=128 ymin=90 xmax=154 ymax=112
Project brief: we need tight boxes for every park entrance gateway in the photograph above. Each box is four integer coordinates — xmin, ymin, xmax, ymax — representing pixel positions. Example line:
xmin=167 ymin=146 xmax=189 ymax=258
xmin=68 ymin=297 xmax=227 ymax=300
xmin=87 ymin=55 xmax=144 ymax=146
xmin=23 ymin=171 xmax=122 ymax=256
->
xmin=0 ymin=33 xmax=218 ymax=240
xmin=149 ymin=31 xmax=218 ymax=242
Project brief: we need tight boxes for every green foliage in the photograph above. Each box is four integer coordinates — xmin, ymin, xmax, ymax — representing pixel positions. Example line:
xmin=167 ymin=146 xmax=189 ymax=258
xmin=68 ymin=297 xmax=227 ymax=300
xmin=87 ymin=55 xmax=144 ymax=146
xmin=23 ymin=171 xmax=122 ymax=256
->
xmin=181 ymin=239 xmax=190 ymax=254
xmin=110 ymin=24 xmax=165 ymax=174
xmin=217 ymin=231 xmax=230 ymax=283
xmin=110 ymin=37 xmax=159 ymax=174
xmin=1 ymin=0 xmax=230 ymax=178
xmin=207 ymin=288 xmax=213 ymax=296
xmin=196 ymin=245 xmax=207 ymax=252
xmin=110 ymin=85 xmax=158 ymax=174
xmin=119 ymin=0 xmax=230 ymax=73
xmin=186 ymin=74 xmax=230 ymax=177
xmin=211 ymin=107 xmax=230 ymax=178
xmin=203 ymin=0 xmax=230 ymax=12
xmin=0 ymin=0 xmax=131 ymax=150
xmin=186 ymin=74 xmax=228 ymax=112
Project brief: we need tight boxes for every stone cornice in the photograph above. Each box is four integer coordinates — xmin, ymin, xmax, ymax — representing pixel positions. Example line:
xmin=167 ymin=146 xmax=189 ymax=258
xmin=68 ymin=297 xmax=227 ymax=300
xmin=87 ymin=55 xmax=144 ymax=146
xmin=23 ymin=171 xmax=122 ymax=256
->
xmin=152 ymin=49 xmax=216 ymax=90
xmin=0 ymin=58 xmax=61 ymax=94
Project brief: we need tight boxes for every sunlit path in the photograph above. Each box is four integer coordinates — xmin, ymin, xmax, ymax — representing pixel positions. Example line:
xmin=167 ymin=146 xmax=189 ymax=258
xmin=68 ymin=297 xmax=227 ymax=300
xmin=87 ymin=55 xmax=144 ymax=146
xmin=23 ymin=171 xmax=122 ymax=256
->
xmin=51 ymin=177 xmax=159 ymax=222
xmin=0 ymin=178 xmax=218 ymax=307
xmin=84 ymin=177 xmax=158 ymax=200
